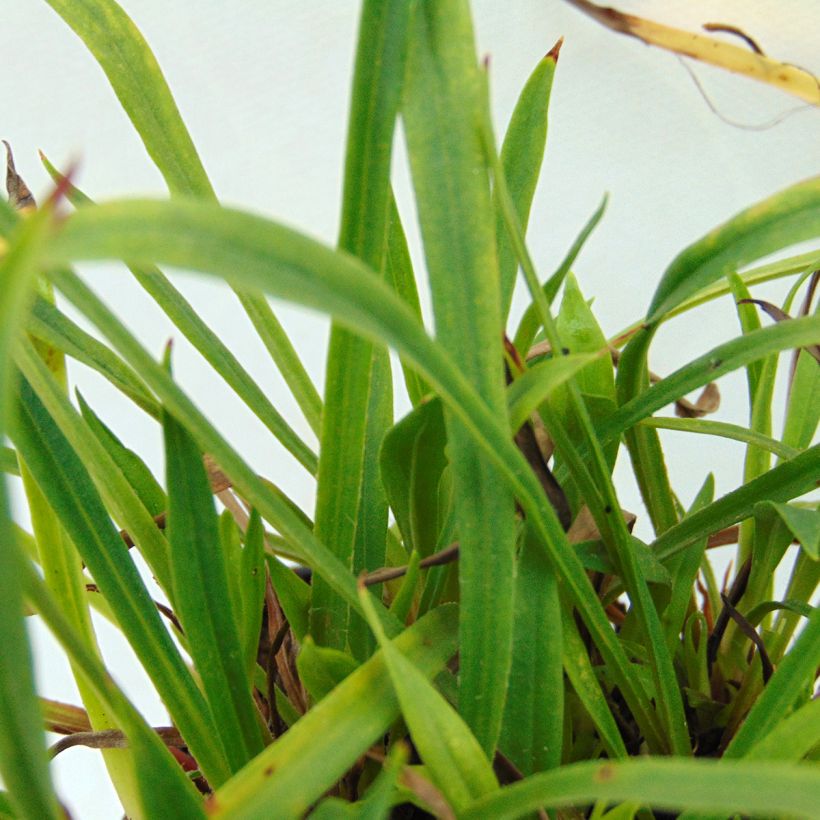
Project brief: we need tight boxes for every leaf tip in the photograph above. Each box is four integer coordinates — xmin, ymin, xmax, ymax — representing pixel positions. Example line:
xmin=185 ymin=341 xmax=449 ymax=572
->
xmin=546 ymin=36 xmax=565 ymax=62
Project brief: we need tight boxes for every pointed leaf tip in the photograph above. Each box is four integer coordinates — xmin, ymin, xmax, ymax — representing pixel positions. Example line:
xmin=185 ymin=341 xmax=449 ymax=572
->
xmin=547 ymin=36 xmax=565 ymax=61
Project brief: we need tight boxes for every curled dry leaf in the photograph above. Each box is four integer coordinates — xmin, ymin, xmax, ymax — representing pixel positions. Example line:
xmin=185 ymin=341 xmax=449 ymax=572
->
xmin=48 ymin=726 xmax=184 ymax=758
xmin=41 ymin=698 xmax=92 ymax=735
xmin=563 ymin=0 xmax=820 ymax=105
xmin=4 ymin=141 xmax=36 ymax=211
xmin=608 ymin=346 xmax=722 ymax=418
xmin=739 ymin=298 xmax=820 ymax=364
xmin=675 ymin=381 xmax=721 ymax=419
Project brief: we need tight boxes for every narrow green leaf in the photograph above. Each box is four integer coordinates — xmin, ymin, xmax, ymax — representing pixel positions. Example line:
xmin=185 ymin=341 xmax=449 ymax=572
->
xmin=0 ymin=201 xmax=62 ymax=820
xmin=77 ymin=391 xmax=165 ymax=516
xmin=650 ymin=445 xmax=820 ymax=565
xmin=12 ymin=371 xmax=231 ymax=787
xmin=387 ymin=549 xmax=420 ymax=623
xmin=40 ymin=153 xmax=320 ymax=471
xmin=782 ymin=347 xmax=820 ymax=451
xmin=230 ymin=290 xmax=323 ymax=438
xmin=385 ymin=193 xmax=429 ymax=405
xmin=15 ymin=339 xmax=172 ymax=592
xmin=500 ymin=526 xmax=563 ymax=775
xmin=310 ymin=0 xmax=410 ymax=654
xmin=48 ymin=270 xmax=403 ymax=644
xmin=403 ymin=0 xmax=517 ymax=754
xmin=561 ymin=605 xmax=628 ymax=760
xmin=727 ymin=272 xmax=765 ymax=405
xmin=647 ymin=177 xmax=820 ymax=323
xmin=210 ymin=605 xmax=459 ymax=819
xmin=45 ymin=0 xmax=214 ymax=198
xmin=607 ymin=316 xmax=820 ymax=446
xmin=661 ymin=474 xmax=714 ymax=649
xmin=164 ymin=403 xmax=265 ymax=769
xmin=28 ymin=295 xmax=157 ymax=416
xmin=358 ymin=586 xmax=498 ymax=812
xmin=481 ymin=81 xmax=684 ymax=752
xmin=638 ymin=416 xmax=799 ymax=461
xmin=239 ymin=510 xmax=267 ymax=680
xmin=617 ymin=179 xmax=820 ymax=539
xmin=611 ymin=250 xmax=820 ymax=346
xmin=497 ymin=43 xmax=560 ymax=319
xmin=513 ymin=194 xmax=608 ymax=355
xmin=460 ymin=759 xmax=820 ymax=820
xmin=551 ymin=273 xmax=619 ymax=506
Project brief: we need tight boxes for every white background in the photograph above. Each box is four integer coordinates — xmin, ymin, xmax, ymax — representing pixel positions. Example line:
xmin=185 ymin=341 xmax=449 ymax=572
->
xmin=1 ymin=2 xmax=817 ymax=816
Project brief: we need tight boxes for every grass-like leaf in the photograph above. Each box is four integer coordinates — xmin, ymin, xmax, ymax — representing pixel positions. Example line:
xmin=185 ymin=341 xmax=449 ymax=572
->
xmin=28 ymin=294 xmax=156 ymax=416
xmin=459 ymin=758 xmax=820 ymax=819
xmin=310 ymin=0 xmax=410 ymax=655
xmin=499 ymin=526 xmax=563 ymax=774
xmin=0 ymin=204 xmax=62 ymax=819
xmin=403 ymin=0 xmax=518 ymax=754
xmin=638 ymin=417 xmax=799 ymax=461
xmin=496 ymin=42 xmax=560 ymax=319
xmin=163 ymin=400 xmax=266 ymax=770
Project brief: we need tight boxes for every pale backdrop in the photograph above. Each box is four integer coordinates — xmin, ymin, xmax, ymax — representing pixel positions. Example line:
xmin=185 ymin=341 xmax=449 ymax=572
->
xmin=1 ymin=2 xmax=817 ymax=816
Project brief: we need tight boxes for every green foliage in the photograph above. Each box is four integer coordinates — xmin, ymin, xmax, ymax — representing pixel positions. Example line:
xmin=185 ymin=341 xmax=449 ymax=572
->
xmin=0 ymin=1 xmax=818 ymax=818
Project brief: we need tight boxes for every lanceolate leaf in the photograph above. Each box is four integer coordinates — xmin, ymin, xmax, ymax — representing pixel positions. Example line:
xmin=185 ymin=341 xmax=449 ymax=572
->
xmin=499 ymin=526 xmax=563 ymax=775
xmin=497 ymin=42 xmax=560 ymax=319
xmin=163 ymin=405 xmax=265 ymax=770
xmin=402 ymin=0 xmax=518 ymax=754
xmin=380 ymin=397 xmax=448 ymax=558
xmin=311 ymin=0 xmax=410 ymax=654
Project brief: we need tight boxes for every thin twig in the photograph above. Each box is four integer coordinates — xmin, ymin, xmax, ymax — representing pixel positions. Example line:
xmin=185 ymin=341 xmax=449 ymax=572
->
xmin=362 ymin=543 xmax=460 ymax=587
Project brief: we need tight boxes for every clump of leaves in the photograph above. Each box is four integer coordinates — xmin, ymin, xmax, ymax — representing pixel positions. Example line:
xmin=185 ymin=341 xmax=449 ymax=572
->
xmin=1 ymin=1 xmax=818 ymax=819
